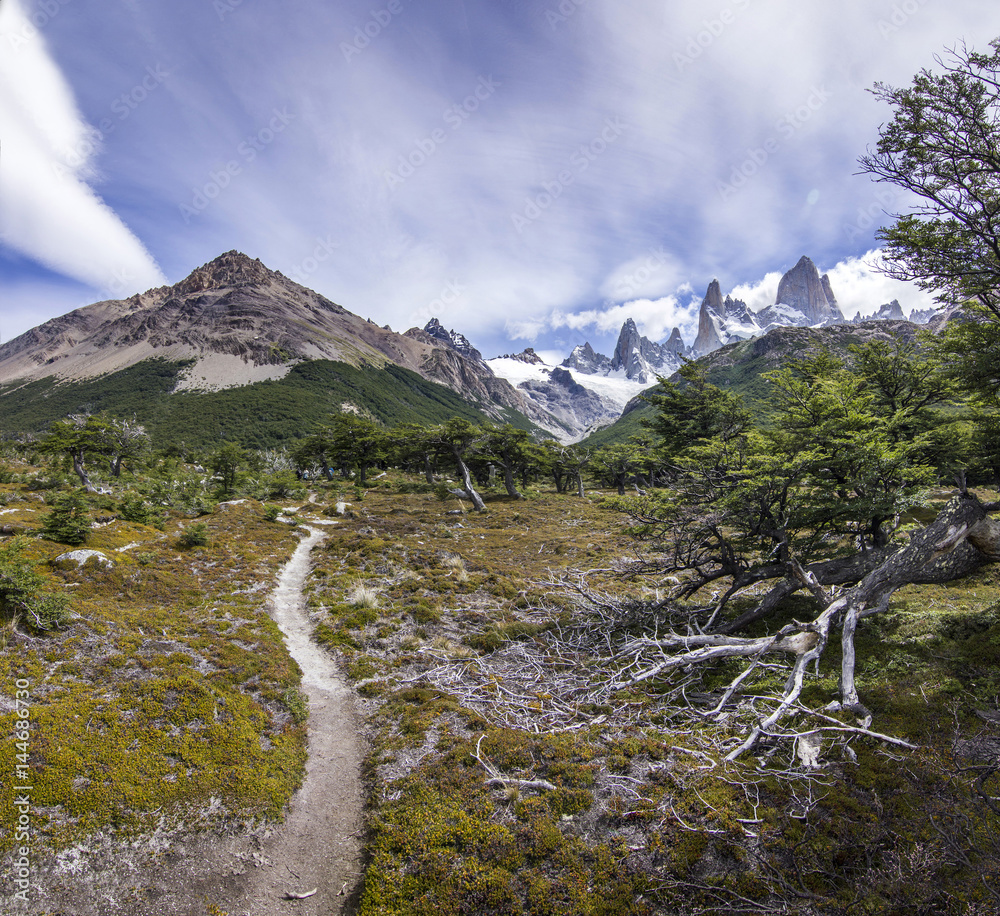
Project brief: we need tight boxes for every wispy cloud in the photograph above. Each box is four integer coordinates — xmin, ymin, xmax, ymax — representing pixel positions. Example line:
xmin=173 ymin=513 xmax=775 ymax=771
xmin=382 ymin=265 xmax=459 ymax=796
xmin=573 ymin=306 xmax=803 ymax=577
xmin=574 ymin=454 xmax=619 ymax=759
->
xmin=0 ymin=0 xmax=164 ymax=295
xmin=0 ymin=0 xmax=989 ymax=354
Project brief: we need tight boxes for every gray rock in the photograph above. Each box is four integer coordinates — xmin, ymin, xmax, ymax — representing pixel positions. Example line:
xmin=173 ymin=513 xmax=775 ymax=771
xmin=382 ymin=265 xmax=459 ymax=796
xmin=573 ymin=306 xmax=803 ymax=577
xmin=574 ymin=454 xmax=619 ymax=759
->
xmin=53 ymin=550 xmax=114 ymax=569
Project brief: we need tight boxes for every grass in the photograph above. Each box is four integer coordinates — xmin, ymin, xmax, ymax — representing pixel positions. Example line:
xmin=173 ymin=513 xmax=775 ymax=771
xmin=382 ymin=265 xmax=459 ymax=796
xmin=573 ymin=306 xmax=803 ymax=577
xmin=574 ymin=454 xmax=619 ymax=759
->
xmin=301 ymin=472 xmax=1000 ymax=915
xmin=0 ymin=464 xmax=309 ymax=858
xmin=1 ymin=459 xmax=997 ymax=914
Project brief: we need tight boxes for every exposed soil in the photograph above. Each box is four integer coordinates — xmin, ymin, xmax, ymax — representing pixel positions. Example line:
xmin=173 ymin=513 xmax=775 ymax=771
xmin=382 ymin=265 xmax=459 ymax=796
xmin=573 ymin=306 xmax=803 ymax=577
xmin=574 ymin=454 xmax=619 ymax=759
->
xmin=234 ymin=526 xmax=366 ymax=915
xmin=6 ymin=524 xmax=366 ymax=916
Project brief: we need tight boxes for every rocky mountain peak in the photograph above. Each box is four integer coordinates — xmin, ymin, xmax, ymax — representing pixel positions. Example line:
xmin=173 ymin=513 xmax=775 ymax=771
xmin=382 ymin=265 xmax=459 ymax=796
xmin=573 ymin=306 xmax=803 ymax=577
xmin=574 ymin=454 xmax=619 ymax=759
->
xmin=421 ymin=318 xmax=483 ymax=363
xmin=498 ymin=347 xmax=545 ymax=365
xmin=562 ymin=342 xmax=612 ymax=374
xmin=173 ymin=250 xmax=275 ymax=295
xmin=773 ymin=255 xmax=845 ymax=326
xmin=874 ymin=299 xmax=906 ymax=321
xmin=664 ymin=327 xmax=686 ymax=356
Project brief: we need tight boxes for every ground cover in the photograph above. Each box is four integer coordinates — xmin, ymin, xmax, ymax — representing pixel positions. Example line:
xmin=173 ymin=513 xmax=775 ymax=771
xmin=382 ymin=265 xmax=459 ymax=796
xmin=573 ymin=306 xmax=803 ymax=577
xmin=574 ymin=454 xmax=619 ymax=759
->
xmin=0 ymin=459 xmax=310 ymax=908
xmin=304 ymin=473 xmax=1000 ymax=916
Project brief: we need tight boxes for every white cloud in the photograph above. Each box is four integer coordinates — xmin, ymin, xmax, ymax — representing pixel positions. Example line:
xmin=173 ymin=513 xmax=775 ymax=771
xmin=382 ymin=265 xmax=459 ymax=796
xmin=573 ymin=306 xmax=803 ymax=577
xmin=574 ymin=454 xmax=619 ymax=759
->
xmin=730 ymin=272 xmax=783 ymax=313
xmin=824 ymin=250 xmax=937 ymax=318
xmin=0 ymin=0 xmax=164 ymax=295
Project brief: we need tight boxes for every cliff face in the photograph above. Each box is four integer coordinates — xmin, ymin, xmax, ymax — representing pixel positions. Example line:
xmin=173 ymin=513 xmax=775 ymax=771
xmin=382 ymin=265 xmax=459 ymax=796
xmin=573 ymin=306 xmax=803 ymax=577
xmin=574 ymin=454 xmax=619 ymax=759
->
xmin=770 ymin=255 xmax=846 ymax=326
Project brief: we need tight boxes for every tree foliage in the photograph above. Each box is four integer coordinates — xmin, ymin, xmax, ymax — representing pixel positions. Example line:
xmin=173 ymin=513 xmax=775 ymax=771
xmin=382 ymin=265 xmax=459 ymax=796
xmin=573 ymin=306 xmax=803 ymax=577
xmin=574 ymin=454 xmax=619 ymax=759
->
xmin=606 ymin=342 xmax=998 ymax=757
xmin=858 ymin=37 xmax=1000 ymax=317
xmin=0 ymin=537 xmax=72 ymax=632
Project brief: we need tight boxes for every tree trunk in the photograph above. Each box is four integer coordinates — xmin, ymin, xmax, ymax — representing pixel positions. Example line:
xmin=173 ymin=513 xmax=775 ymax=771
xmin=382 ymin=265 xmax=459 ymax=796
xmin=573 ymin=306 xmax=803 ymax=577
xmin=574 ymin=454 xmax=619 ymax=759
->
xmin=453 ymin=450 xmax=486 ymax=511
xmin=575 ymin=472 xmax=585 ymax=499
xmin=502 ymin=464 xmax=523 ymax=500
xmin=72 ymin=449 xmax=96 ymax=492
xmin=423 ymin=455 xmax=435 ymax=484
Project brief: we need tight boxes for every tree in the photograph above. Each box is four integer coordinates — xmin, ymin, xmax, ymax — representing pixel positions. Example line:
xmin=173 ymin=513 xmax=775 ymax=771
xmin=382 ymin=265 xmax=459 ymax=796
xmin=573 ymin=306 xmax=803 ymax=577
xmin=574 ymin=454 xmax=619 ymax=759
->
xmin=477 ymin=424 xmax=538 ymax=499
xmin=36 ymin=415 xmax=149 ymax=489
xmin=642 ymin=360 xmax=751 ymax=467
xmin=97 ymin=418 xmax=149 ymax=478
xmin=389 ymin=423 xmax=439 ymax=484
xmin=426 ymin=419 xmax=487 ymax=511
xmin=859 ymin=36 xmax=1000 ymax=487
xmin=592 ymin=437 xmax=656 ymax=496
xmin=298 ymin=413 xmax=386 ymax=486
xmin=602 ymin=346 xmax=998 ymax=758
xmin=858 ymin=38 xmax=1000 ymax=318
xmin=209 ymin=442 xmax=249 ymax=497
xmin=37 ymin=416 xmax=107 ymax=491
xmin=0 ymin=537 xmax=71 ymax=632
xmin=542 ymin=443 xmax=591 ymax=498
xmin=40 ymin=492 xmax=91 ymax=546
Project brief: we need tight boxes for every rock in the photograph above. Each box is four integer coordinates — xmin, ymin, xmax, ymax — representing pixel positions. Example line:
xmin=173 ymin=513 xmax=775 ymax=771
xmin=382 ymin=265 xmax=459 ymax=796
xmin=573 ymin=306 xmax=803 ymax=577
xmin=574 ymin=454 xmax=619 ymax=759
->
xmin=53 ymin=550 xmax=114 ymax=569
xmin=497 ymin=347 xmax=545 ymax=365
xmin=562 ymin=342 xmax=612 ymax=374
xmin=663 ymin=327 xmax=686 ymax=357
xmin=692 ymin=281 xmax=761 ymax=356
xmin=872 ymin=299 xmax=906 ymax=321
xmin=420 ymin=318 xmax=483 ymax=363
xmin=772 ymin=255 xmax=845 ymax=326
xmin=609 ymin=318 xmax=685 ymax=382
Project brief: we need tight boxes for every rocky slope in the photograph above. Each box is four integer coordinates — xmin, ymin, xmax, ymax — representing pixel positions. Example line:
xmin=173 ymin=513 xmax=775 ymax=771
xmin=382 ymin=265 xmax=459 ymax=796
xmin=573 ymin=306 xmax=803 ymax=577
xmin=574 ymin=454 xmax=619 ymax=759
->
xmin=0 ymin=251 xmax=562 ymax=433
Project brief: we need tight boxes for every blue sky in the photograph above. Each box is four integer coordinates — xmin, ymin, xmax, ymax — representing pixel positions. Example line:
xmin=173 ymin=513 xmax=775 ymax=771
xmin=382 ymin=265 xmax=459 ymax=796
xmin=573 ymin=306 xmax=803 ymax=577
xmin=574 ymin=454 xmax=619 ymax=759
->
xmin=0 ymin=0 xmax=995 ymax=359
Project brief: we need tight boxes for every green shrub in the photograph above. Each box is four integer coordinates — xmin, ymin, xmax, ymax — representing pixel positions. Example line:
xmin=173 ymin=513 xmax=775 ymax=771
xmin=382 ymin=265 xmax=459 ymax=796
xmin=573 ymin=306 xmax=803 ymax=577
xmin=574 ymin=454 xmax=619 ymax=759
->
xmin=177 ymin=521 xmax=210 ymax=548
xmin=0 ymin=536 xmax=72 ymax=632
xmin=262 ymin=503 xmax=283 ymax=522
xmin=39 ymin=492 xmax=90 ymax=545
xmin=117 ymin=493 xmax=166 ymax=529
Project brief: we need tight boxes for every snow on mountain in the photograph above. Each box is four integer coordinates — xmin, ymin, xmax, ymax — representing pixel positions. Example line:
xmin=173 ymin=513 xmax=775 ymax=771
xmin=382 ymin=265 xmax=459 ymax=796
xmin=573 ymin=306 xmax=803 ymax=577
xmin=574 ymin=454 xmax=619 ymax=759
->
xmin=488 ymin=353 xmax=651 ymax=408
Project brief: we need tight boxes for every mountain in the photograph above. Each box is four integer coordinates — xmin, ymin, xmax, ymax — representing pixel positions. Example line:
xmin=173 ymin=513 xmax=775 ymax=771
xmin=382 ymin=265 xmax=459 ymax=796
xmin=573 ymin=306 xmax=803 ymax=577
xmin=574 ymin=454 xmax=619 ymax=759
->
xmin=609 ymin=318 xmax=687 ymax=383
xmin=516 ymin=368 xmax=623 ymax=438
xmin=409 ymin=318 xmax=483 ymax=363
xmin=0 ymin=251 xmax=559 ymax=442
xmin=692 ymin=280 xmax=761 ymax=355
xmin=764 ymin=255 xmax=845 ymax=327
xmin=692 ymin=256 xmax=847 ymax=356
xmin=583 ymin=319 xmax=926 ymax=449
xmin=563 ymin=342 xmax=612 ymax=375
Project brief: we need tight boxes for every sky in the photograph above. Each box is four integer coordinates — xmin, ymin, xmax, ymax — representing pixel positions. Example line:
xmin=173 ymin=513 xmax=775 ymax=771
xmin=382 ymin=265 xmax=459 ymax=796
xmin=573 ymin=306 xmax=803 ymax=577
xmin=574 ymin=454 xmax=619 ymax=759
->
xmin=0 ymin=0 xmax=995 ymax=361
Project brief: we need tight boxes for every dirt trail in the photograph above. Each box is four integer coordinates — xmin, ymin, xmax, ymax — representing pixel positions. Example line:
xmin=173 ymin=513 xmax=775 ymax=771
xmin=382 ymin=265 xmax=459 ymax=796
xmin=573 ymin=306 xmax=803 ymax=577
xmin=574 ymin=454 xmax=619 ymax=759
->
xmin=236 ymin=525 xmax=366 ymax=915
xmin=5 ymin=524 xmax=365 ymax=916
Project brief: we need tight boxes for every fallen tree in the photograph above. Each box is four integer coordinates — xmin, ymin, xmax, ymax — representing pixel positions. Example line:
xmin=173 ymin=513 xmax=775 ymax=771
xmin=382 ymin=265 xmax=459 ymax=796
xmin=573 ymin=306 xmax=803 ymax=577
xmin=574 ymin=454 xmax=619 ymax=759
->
xmin=589 ymin=347 xmax=1000 ymax=758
